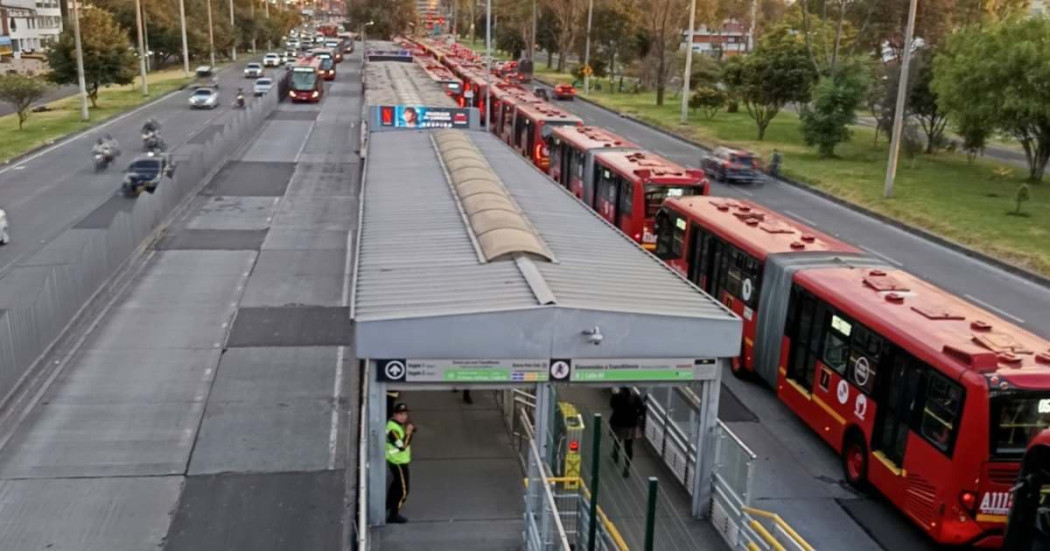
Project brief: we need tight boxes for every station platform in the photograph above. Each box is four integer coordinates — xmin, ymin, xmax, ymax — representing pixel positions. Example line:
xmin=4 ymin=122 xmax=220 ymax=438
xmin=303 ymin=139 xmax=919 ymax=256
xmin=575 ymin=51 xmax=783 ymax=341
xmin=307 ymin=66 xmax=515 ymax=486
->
xmin=369 ymin=391 xmax=524 ymax=551
xmin=370 ymin=388 xmax=728 ymax=551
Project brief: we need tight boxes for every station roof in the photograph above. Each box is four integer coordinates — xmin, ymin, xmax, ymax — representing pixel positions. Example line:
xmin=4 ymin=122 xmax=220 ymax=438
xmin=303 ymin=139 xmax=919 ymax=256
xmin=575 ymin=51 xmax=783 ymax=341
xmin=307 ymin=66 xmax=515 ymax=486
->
xmin=665 ymin=197 xmax=858 ymax=261
xmin=797 ymin=267 xmax=1050 ymax=386
xmin=352 ymin=130 xmax=742 ymax=360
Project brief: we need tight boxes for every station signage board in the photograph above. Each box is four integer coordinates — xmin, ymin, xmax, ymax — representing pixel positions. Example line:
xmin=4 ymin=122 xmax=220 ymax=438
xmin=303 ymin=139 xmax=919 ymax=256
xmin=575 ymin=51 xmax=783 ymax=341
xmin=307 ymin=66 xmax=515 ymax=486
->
xmin=377 ymin=105 xmax=472 ymax=129
xmin=377 ymin=358 xmax=550 ymax=383
xmin=556 ymin=358 xmax=718 ymax=382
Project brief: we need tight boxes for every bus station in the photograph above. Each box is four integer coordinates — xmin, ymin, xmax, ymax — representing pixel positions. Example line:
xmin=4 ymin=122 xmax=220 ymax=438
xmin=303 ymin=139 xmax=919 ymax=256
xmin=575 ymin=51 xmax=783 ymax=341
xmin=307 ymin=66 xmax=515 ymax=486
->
xmin=351 ymin=128 xmax=743 ymax=549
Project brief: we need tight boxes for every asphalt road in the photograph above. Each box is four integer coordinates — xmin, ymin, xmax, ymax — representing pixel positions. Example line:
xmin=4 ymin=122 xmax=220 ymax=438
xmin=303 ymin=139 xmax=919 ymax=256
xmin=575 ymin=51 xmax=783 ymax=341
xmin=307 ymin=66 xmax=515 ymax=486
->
xmin=534 ymin=83 xmax=1050 ymax=338
xmin=0 ymin=55 xmax=362 ymax=549
xmin=0 ymin=59 xmax=263 ymax=279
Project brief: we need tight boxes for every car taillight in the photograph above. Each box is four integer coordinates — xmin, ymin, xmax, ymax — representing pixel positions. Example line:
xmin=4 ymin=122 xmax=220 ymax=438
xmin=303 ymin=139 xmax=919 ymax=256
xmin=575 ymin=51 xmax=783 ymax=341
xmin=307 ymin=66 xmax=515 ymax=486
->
xmin=959 ymin=490 xmax=978 ymax=515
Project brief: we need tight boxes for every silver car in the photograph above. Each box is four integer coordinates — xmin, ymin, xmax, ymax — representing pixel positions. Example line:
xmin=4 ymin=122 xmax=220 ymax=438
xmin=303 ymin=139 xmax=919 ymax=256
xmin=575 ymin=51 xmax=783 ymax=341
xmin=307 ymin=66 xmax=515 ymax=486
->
xmin=189 ymin=87 xmax=220 ymax=109
xmin=253 ymin=77 xmax=273 ymax=96
xmin=243 ymin=62 xmax=264 ymax=78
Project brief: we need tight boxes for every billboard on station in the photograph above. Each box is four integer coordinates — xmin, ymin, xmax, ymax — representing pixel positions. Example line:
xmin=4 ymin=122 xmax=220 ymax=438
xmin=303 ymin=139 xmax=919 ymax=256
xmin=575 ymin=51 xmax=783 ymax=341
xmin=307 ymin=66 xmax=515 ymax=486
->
xmin=371 ymin=104 xmax=478 ymax=130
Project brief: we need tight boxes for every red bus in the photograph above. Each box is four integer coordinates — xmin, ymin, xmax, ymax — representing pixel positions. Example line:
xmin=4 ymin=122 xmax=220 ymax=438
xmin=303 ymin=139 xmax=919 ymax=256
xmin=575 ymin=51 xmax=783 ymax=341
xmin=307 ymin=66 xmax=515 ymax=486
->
xmin=507 ymin=101 xmax=583 ymax=170
xmin=655 ymin=199 xmax=1050 ymax=547
xmin=415 ymin=57 xmax=463 ymax=104
xmin=490 ymin=85 xmax=537 ymax=144
xmin=549 ymin=125 xmax=638 ymax=203
xmin=289 ymin=57 xmax=323 ymax=102
xmin=592 ymin=150 xmax=708 ymax=249
xmin=655 ymin=197 xmax=863 ymax=375
xmin=318 ymin=23 xmax=339 ymax=37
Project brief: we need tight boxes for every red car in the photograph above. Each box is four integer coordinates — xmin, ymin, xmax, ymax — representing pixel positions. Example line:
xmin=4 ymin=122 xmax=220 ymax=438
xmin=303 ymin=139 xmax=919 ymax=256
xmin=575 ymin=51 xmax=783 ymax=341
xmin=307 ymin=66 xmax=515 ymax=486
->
xmin=553 ymin=83 xmax=575 ymax=100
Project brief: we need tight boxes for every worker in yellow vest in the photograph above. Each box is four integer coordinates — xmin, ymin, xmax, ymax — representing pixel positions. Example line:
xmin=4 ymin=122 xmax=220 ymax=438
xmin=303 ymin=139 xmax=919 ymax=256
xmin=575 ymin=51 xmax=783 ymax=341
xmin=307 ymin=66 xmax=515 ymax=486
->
xmin=386 ymin=402 xmax=415 ymax=524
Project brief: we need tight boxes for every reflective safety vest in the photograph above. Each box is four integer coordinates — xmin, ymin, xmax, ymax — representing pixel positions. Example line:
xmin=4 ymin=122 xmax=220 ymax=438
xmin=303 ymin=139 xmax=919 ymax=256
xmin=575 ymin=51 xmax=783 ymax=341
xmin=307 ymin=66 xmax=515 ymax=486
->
xmin=386 ymin=420 xmax=411 ymax=465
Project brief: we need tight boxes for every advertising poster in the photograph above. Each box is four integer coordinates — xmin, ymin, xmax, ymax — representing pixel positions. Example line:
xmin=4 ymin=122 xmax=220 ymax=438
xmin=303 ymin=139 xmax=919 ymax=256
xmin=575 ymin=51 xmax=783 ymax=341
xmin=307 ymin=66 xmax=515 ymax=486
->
xmin=378 ymin=105 xmax=471 ymax=129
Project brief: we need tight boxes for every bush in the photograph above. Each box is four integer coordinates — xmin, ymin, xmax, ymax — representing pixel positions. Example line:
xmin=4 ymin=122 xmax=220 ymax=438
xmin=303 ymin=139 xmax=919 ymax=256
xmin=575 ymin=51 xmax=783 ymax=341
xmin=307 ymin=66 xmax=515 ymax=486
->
xmin=688 ymin=86 xmax=726 ymax=119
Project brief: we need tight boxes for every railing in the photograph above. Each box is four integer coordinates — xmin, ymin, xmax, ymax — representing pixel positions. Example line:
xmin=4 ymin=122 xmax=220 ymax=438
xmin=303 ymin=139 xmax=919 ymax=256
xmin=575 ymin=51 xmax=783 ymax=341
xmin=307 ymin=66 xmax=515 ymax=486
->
xmin=524 ymin=437 xmax=573 ymax=551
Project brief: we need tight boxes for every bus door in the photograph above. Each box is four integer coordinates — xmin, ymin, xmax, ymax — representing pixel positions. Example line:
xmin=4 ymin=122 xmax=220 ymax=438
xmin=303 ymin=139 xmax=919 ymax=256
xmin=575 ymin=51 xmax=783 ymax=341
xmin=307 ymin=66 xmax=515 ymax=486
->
xmin=595 ymin=168 xmax=625 ymax=226
xmin=687 ymin=224 xmax=715 ymax=291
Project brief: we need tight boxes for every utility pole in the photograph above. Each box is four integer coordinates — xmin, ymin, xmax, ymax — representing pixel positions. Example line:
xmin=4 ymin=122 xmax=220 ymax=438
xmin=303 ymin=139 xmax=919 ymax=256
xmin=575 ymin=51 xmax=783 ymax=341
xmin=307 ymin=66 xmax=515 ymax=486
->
xmin=229 ymin=0 xmax=237 ymax=61
xmin=883 ymin=0 xmax=918 ymax=198
xmin=207 ymin=0 xmax=216 ymax=67
xmin=143 ymin=3 xmax=151 ymax=72
xmin=70 ymin=0 xmax=89 ymax=120
xmin=583 ymin=0 xmax=593 ymax=95
xmin=529 ymin=0 xmax=536 ymax=61
xmin=178 ymin=0 xmax=190 ymax=75
xmin=680 ymin=0 xmax=697 ymax=124
xmin=134 ymin=0 xmax=148 ymax=95
xmin=748 ymin=0 xmax=757 ymax=52
xmin=264 ymin=0 xmax=270 ymax=51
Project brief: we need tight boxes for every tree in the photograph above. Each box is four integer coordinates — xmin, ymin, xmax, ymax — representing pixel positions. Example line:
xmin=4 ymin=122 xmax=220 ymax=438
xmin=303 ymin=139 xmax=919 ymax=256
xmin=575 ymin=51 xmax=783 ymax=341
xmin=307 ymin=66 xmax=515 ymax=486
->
xmin=552 ymin=0 xmax=583 ymax=72
xmin=865 ymin=62 xmax=894 ymax=144
xmin=348 ymin=0 xmax=416 ymax=40
xmin=638 ymin=0 xmax=687 ymax=105
xmin=933 ymin=17 xmax=1050 ymax=182
xmin=689 ymin=86 xmax=726 ymax=118
xmin=956 ymin=112 xmax=991 ymax=163
xmin=908 ymin=51 xmax=948 ymax=153
xmin=800 ymin=57 xmax=871 ymax=156
xmin=723 ymin=29 xmax=817 ymax=139
xmin=0 ymin=74 xmax=50 ymax=130
xmin=47 ymin=6 xmax=136 ymax=108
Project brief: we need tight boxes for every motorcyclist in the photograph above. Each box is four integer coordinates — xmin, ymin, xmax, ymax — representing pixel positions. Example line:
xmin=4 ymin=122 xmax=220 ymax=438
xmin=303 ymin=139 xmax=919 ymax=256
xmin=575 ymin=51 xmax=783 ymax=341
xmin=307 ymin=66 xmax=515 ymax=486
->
xmin=92 ymin=138 xmax=110 ymax=157
xmin=235 ymin=88 xmax=245 ymax=108
xmin=103 ymin=134 xmax=120 ymax=157
xmin=142 ymin=118 xmax=160 ymax=135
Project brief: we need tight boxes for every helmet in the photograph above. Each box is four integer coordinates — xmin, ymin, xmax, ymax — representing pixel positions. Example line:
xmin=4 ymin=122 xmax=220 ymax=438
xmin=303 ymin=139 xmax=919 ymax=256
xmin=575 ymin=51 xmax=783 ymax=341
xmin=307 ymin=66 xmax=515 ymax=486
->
xmin=97 ymin=138 xmax=104 ymax=144
xmin=104 ymin=134 xmax=113 ymax=140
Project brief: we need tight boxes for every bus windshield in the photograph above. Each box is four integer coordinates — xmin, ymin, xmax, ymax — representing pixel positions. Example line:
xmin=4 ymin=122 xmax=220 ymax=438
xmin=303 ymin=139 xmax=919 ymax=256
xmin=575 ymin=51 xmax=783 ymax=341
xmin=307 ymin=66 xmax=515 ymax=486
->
xmin=644 ymin=185 xmax=700 ymax=217
xmin=291 ymin=70 xmax=318 ymax=90
xmin=320 ymin=59 xmax=334 ymax=71
xmin=992 ymin=392 xmax=1050 ymax=459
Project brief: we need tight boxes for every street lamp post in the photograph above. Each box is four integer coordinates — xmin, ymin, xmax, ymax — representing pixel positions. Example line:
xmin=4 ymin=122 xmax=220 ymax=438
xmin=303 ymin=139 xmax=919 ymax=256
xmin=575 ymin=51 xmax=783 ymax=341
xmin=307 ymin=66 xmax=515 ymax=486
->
xmin=133 ymin=0 xmax=148 ymax=95
xmin=485 ymin=0 xmax=491 ymax=128
xmin=529 ymin=0 xmax=536 ymax=61
xmin=178 ymin=0 xmax=190 ymax=75
xmin=229 ymin=0 xmax=237 ymax=61
xmin=250 ymin=0 xmax=256 ymax=53
xmin=264 ymin=0 xmax=270 ymax=51
xmin=680 ymin=0 xmax=697 ymax=124
xmin=883 ymin=0 xmax=919 ymax=198
xmin=583 ymin=0 xmax=593 ymax=95
xmin=70 ymin=0 xmax=89 ymax=120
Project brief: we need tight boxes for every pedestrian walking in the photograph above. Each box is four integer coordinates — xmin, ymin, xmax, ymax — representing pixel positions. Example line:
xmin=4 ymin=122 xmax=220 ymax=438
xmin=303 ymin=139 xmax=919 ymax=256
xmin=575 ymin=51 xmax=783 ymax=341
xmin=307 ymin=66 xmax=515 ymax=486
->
xmin=609 ymin=387 xmax=645 ymax=478
xmin=769 ymin=149 xmax=782 ymax=178
xmin=386 ymin=402 xmax=415 ymax=524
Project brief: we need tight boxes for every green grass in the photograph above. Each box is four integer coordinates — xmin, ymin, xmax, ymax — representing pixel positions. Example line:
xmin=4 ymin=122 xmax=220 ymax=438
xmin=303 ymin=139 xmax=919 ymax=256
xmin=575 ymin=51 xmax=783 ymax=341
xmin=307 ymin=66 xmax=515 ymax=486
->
xmin=0 ymin=69 xmax=194 ymax=164
xmin=474 ymin=47 xmax=1050 ymax=276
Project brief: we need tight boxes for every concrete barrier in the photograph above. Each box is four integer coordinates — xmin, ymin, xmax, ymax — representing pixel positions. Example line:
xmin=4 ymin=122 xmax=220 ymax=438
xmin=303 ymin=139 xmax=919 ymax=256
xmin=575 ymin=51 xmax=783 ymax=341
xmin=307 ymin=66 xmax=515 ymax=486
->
xmin=0 ymin=88 xmax=280 ymax=410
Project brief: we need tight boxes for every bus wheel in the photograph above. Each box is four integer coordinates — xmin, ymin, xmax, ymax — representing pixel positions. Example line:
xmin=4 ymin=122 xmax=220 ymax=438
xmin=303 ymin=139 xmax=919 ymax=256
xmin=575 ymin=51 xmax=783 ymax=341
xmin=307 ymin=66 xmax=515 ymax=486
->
xmin=842 ymin=433 xmax=868 ymax=489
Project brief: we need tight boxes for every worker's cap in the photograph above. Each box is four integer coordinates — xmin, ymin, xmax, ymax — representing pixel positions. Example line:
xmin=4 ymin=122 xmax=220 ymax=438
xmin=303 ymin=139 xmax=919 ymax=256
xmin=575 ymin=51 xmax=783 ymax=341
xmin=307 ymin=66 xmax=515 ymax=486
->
xmin=392 ymin=403 xmax=410 ymax=413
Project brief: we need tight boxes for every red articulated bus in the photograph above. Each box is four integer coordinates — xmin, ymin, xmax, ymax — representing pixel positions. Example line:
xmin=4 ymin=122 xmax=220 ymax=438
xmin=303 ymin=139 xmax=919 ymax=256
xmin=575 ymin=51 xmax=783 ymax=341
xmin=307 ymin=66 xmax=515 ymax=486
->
xmin=655 ymin=198 xmax=1050 ymax=548
xmin=549 ymin=125 xmax=638 ymax=203
xmin=490 ymin=84 xmax=538 ymax=143
xmin=508 ymin=101 xmax=583 ymax=170
xmin=655 ymin=197 xmax=863 ymax=375
xmin=592 ymin=150 xmax=708 ymax=249
xmin=414 ymin=57 xmax=464 ymax=104
xmin=318 ymin=23 xmax=339 ymax=37
xmin=289 ymin=57 xmax=324 ymax=103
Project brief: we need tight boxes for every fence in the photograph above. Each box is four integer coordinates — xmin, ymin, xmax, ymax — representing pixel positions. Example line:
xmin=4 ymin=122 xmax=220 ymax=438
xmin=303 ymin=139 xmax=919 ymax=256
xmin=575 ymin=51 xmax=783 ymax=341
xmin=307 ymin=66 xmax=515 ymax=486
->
xmin=0 ymin=86 xmax=280 ymax=413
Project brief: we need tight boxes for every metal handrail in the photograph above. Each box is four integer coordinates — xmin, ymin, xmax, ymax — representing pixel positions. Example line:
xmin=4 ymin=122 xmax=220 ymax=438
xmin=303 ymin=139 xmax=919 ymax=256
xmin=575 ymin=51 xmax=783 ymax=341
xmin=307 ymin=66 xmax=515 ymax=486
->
xmin=742 ymin=507 xmax=815 ymax=551
xmin=717 ymin=419 xmax=757 ymax=460
xmin=528 ymin=438 xmax=572 ymax=550
xmin=356 ymin=362 xmax=370 ymax=550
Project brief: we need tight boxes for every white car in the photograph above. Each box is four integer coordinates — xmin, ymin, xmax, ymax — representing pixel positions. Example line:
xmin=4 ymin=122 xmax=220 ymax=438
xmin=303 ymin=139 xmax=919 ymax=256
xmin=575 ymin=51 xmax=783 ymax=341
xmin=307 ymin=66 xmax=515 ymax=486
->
xmin=253 ymin=77 xmax=273 ymax=96
xmin=189 ymin=87 xmax=220 ymax=109
xmin=0 ymin=209 xmax=9 ymax=245
xmin=263 ymin=53 xmax=281 ymax=67
xmin=243 ymin=63 xmax=263 ymax=78
xmin=287 ymin=39 xmax=300 ymax=49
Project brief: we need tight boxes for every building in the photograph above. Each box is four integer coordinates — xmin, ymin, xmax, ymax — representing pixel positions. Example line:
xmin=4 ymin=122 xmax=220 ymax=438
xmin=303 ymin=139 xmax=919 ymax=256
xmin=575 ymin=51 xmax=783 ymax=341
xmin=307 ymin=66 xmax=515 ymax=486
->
xmin=1033 ymin=0 xmax=1045 ymax=16
xmin=1 ymin=0 xmax=61 ymax=54
xmin=681 ymin=20 xmax=751 ymax=58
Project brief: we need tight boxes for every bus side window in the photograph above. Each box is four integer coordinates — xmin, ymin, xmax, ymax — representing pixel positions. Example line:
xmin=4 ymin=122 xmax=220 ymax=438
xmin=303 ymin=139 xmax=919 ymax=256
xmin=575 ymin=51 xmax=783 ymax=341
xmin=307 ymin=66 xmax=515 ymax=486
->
xmin=619 ymin=176 xmax=633 ymax=222
xmin=821 ymin=311 xmax=853 ymax=375
xmin=574 ymin=150 xmax=585 ymax=180
xmin=916 ymin=371 xmax=964 ymax=455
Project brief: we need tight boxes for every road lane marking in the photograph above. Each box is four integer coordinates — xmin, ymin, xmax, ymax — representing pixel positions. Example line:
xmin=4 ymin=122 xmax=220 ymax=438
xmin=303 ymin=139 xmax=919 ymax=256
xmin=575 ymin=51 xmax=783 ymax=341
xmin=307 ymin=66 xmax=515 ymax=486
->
xmin=964 ymin=294 xmax=1025 ymax=324
xmin=329 ymin=230 xmax=354 ymax=470
xmin=734 ymin=187 xmax=754 ymax=197
xmin=859 ymin=245 xmax=903 ymax=267
xmin=783 ymin=209 xmax=818 ymax=227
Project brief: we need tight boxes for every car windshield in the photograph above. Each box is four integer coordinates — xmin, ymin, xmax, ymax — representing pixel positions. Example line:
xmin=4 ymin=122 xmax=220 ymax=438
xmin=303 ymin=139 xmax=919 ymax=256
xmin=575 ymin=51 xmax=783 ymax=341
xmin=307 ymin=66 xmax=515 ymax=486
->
xmin=193 ymin=89 xmax=213 ymax=97
xmin=730 ymin=154 xmax=755 ymax=166
xmin=128 ymin=160 xmax=161 ymax=178
xmin=320 ymin=59 xmax=334 ymax=70
xmin=991 ymin=392 xmax=1050 ymax=459
xmin=256 ymin=79 xmax=272 ymax=86
xmin=644 ymin=185 xmax=700 ymax=217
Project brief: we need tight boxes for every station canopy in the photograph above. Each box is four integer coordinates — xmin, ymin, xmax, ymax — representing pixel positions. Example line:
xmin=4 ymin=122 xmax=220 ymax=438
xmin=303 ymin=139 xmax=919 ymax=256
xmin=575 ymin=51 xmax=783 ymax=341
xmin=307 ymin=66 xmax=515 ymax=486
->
xmin=351 ymin=129 xmax=742 ymax=383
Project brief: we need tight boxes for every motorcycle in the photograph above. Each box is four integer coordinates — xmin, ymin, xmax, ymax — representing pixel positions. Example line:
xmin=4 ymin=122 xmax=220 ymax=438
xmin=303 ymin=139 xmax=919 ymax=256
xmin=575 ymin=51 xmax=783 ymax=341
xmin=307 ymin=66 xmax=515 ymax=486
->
xmin=141 ymin=131 xmax=166 ymax=152
xmin=93 ymin=148 xmax=115 ymax=172
xmin=234 ymin=93 xmax=246 ymax=109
